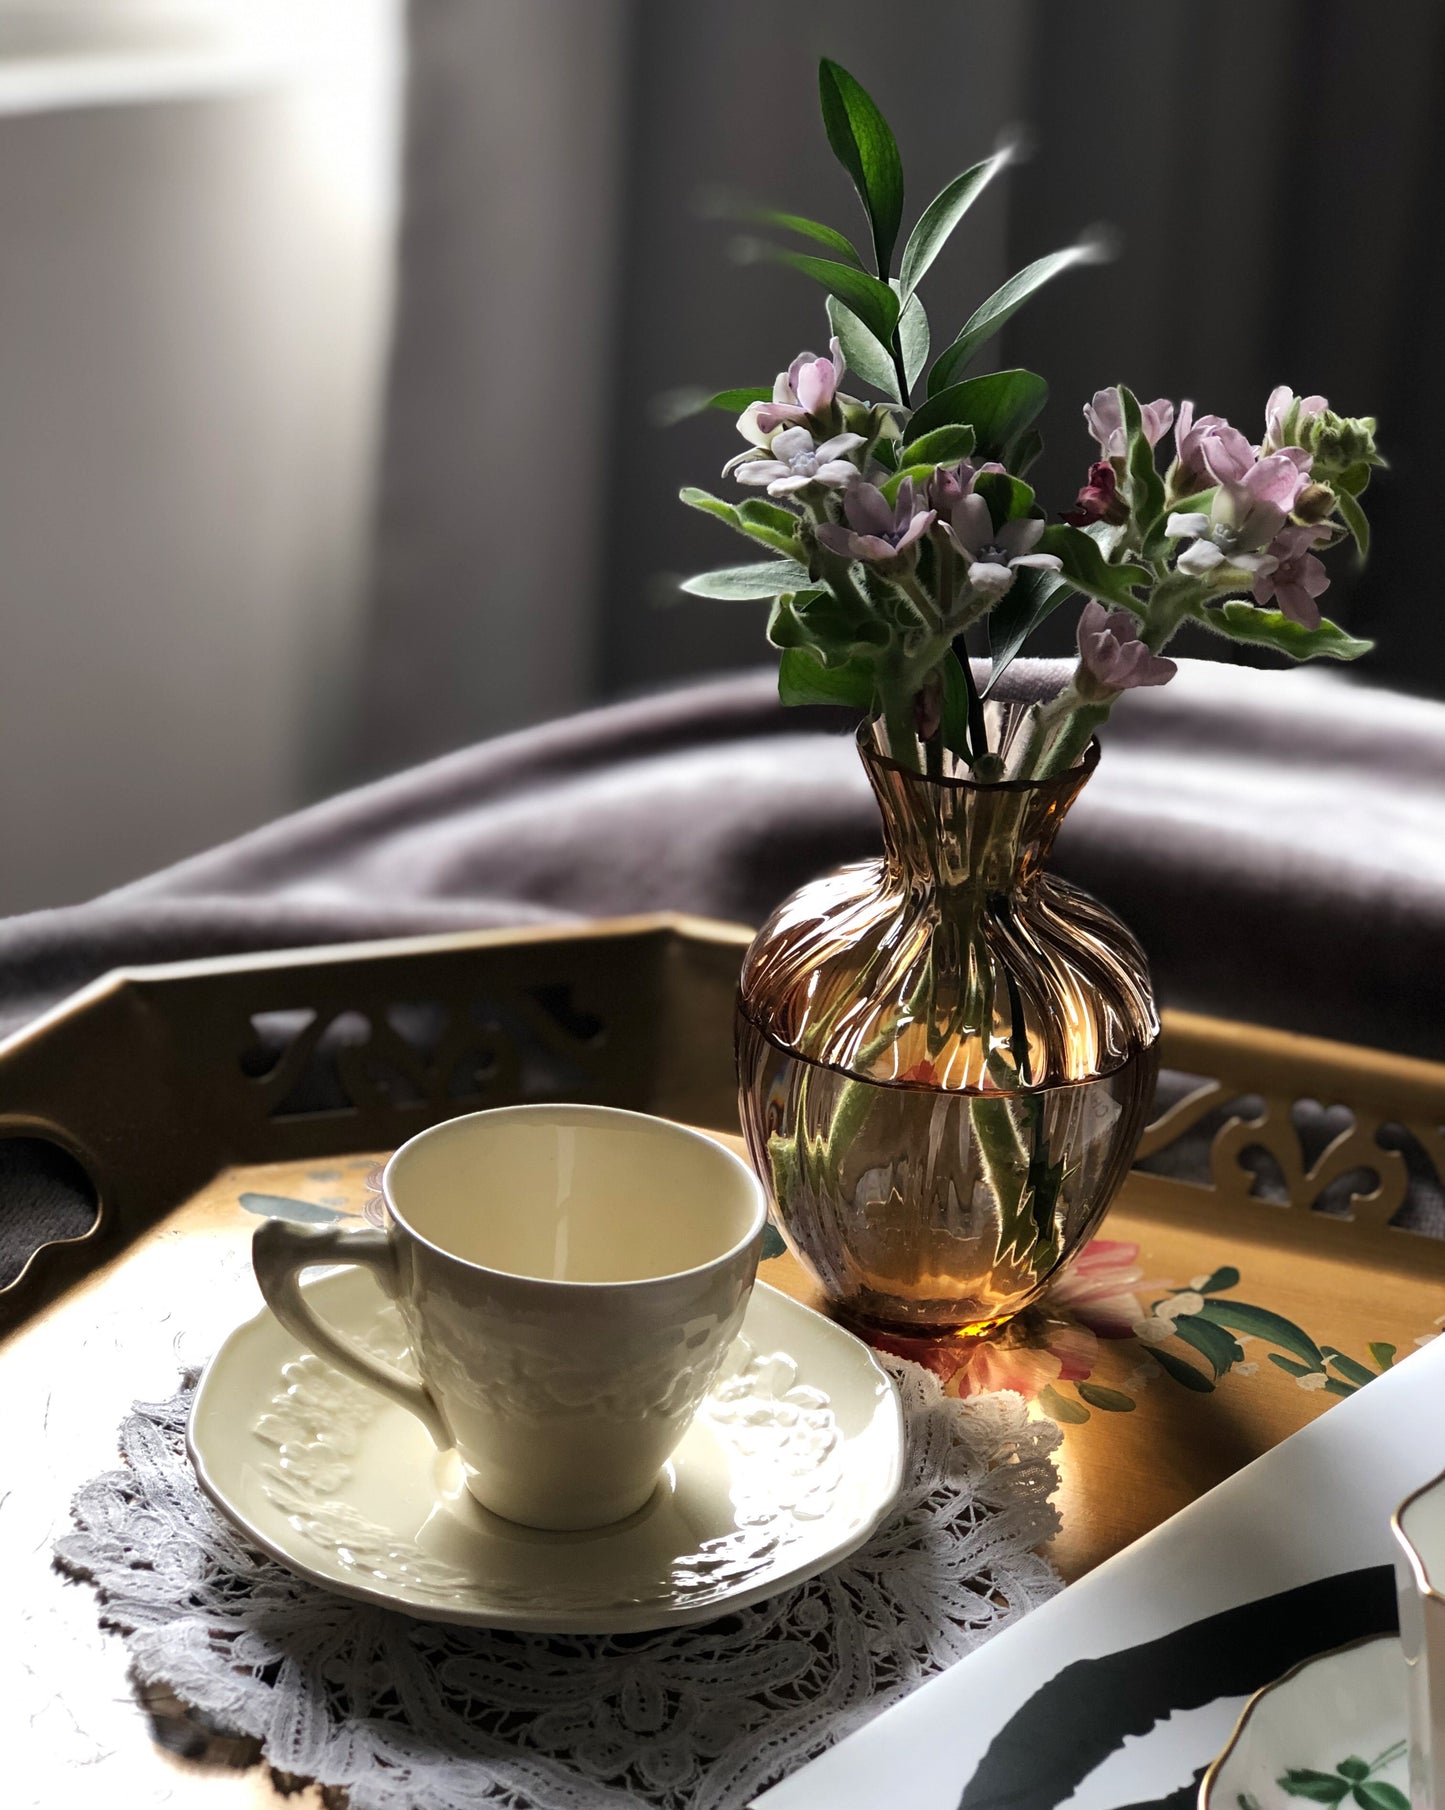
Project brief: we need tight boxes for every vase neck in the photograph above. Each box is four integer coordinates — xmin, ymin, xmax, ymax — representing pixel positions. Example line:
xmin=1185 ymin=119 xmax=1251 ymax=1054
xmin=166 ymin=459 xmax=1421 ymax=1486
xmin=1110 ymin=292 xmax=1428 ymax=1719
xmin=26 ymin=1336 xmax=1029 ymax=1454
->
xmin=858 ymin=723 xmax=1095 ymax=898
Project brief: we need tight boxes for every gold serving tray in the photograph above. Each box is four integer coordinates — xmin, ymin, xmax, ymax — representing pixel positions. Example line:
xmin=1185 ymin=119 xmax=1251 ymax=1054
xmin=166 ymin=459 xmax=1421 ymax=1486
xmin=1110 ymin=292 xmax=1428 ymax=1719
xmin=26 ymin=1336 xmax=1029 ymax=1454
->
xmin=4 ymin=913 xmax=1444 ymax=1806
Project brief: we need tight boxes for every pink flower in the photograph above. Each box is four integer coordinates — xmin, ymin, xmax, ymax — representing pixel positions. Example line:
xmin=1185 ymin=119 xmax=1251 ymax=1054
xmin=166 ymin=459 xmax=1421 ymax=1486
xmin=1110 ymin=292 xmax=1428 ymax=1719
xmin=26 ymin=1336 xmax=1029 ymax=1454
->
xmin=756 ymin=339 xmax=846 ymax=434
xmin=1173 ymin=399 xmax=1256 ymax=490
xmin=1253 ymin=522 xmax=1332 ymax=629
xmin=1076 ymin=600 xmax=1177 ymax=693
xmin=732 ymin=425 xmax=864 ymax=496
xmin=816 ymin=478 xmax=936 ymax=566
xmin=1047 ymin=1238 xmax=1146 ymax=1337
xmin=946 ymin=493 xmax=1063 ymax=601
xmin=1084 ymin=389 xmax=1174 ymax=460
xmin=1062 ymin=460 xmax=1128 ymax=527
xmin=926 ymin=459 xmax=1007 ymax=514
xmin=1169 ymin=450 xmax=1313 ymax=577
xmin=1263 ymin=385 xmax=1328 ymax=453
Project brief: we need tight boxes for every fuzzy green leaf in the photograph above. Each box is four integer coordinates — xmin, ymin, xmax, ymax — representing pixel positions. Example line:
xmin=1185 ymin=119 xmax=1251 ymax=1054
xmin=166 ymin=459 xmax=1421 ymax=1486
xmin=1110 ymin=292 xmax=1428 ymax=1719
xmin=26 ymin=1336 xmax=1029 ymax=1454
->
xmin=1120 ymin=384 xmax=1167 ymax=536
xmin=742 ymin=243 xmax=901 ymax=346
xmin=737 ymin=497 xmax=798 ymax=535
xmin=768 ymin=587 xmax=891 ymax=664
xmin=985 ymin=566 xmax=1074 ymax=694
xmin=900 ymin=290 xmax=930 ymax=393
xmin=928 ymin=241 xmax=1105 ymax=395
xmin=777 ymin=646 xmax=876 ymax=709
xmin=1202 ymin=1299 xmax=1323 ymax=1369
xmin=743 ymin=207 xmax=863 ymax=266
xmin=1038 ymin=524 xmax=1149 ymax=609
xmin=897 ymin=424 xmax=976 ymax=469
xmin=899 ymin=142 xmax=1017 ymax=301
xmin=818 ymin=59 xmax=905 ymax=277
xmin=681 ymin=559 xmax=813 ymax=600
xmin=654 ymin=385 xmax=771 ymax=426
xmin=879 ymin=465 xmax=936 ymax=505
xmin=1201 ymin=603 xmax=1374 ymax=662
xmin=679 ymin=487 xmax=798 ymax=557
xmin=1336 ymin=485 xmax=1370 ymax=561
xmin=1076 ymin=1383 xmax=1136 ymax=1412
xmin=1172 ymin=1313 xmax=1244 ymax=1380
xmin=904 ymin=368 xmax=1049 ymax=460
xmin=827 ymin=295 xmax=901 ymax=402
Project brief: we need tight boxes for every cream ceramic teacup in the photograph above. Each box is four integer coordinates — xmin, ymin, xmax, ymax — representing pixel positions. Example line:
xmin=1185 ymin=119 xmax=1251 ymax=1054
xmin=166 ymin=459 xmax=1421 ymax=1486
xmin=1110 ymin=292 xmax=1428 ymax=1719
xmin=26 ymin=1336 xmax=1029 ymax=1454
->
xmin=252 ymin=1104 xmax=767 ymax=1531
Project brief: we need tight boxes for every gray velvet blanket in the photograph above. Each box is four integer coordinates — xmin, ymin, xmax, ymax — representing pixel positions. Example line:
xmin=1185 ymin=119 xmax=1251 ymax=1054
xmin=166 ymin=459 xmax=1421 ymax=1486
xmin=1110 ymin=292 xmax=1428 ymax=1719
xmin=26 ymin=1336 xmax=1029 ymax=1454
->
xmin=2 ymin=659 xmax=1441 ymax=1059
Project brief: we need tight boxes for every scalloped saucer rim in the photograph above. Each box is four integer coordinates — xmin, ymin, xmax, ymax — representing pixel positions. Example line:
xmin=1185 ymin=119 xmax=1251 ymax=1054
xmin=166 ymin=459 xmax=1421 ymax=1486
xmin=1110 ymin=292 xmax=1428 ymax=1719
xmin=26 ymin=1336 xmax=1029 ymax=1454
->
xmin=187 ymin=1270 xmax=905 ymax=1633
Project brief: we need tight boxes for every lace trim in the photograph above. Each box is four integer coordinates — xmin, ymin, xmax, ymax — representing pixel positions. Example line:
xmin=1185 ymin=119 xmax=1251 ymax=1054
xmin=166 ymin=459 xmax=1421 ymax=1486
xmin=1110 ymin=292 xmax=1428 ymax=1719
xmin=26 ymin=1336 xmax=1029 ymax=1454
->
xmin=57 ymin=1361 xmax=1061 ymax=1810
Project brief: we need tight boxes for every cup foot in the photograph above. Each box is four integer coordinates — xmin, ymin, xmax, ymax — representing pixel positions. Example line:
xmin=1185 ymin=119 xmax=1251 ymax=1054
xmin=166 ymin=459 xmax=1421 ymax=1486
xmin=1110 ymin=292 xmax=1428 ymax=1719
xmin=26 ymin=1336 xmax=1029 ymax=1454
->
xmin=452 ymin=1462 xmax=667 ymax=1534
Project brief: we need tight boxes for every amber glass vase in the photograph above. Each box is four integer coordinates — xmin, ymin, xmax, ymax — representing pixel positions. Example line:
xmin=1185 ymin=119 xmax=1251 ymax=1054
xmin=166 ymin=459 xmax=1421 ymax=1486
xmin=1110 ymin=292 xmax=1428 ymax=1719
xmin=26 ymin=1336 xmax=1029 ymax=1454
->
xmin=736 ymin=705 xmax=1159 ymax=1341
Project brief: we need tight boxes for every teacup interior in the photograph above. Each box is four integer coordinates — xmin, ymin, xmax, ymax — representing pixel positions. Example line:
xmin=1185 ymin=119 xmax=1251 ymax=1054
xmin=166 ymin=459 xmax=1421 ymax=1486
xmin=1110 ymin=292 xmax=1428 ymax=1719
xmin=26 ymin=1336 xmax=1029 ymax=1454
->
xmin=385 ymin=1107 xmax=762 ymax=1283
xmin=1400 ymin=1483 xmax=1445 ymax=1593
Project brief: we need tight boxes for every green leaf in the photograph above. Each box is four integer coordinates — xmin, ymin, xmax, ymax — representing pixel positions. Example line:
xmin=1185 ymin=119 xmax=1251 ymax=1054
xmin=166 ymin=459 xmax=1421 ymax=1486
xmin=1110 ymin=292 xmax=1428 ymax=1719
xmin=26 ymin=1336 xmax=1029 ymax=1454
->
xmin=1037 ymin=1383 xmax=1091 ymax=1424
xmin=1171 ymin=1313 xmax=1244 ymax=1380
xmin=679 ymin=487 xmax=798 ymax=557
xmin=938 ymin=647 xmax=972 ymax=759
xmin=1038 ymin=524 xmax=1149 ymax=609
xmin=904 ymin=368 xmax=1049 ymax=460
xmin=1269 ymin=1353 xmax=1317 ymax=1378
xmin=743 ymin=207 xmax=863 ymax=266
xmin=899 ymin=290 xmax=930 ymax=393
xmin=1369 ymin=1341 xmax=1397 ymax=1371
xmin=1077 ymin=1383 xmax=1136 ymax=1412
xmin=777 ymin=646 xmax=876 ymax=709
xmin=973 ymin=471 xmax=1036 ymax=525
xmin=742 ymin=244 xmax=901 ymax=347
xmin=899 ymin=142 xmax=1018 ymax=301
xmin=928 ymin=239 xmax=1106 ymax=394
xmin=818 ymin=59 xmax=905 ymax=277
xmin=1010 ymin=426 xmax=1045 ymax=477
xmin=879 ymin=465 xmax=936 ymax=505
xmin=827 ymin=295 xmax=901 ymax=402
xmin=737 ymin=497 xmax=799 ymax=536
xmin=1193 ymin=1266 xmax=1241 ymax=1294
xmin=1202 ymin=1299 xmax=1323 ymax=1368
xmin=1336 ymin=1760 xmax=1371 ymax=1783
xmin=1324 ymin=1350 xmax=1377 ymax=1389
xmin=1120 ymin=384 xmax=1167 ymax=536
xmin=1201 ymin=603 xmax=1374 ymax=663
xmin=1150 ymin=1346 xmax=1215 ymax=1393
xmin=985 ymin=567 xmax=1074 ymax=693
xmin=768 ymin=587 xmax=891 ymax=664
xmin=680 ymin=559 xmax=813 ymax=600
xmin=1276 ymin=1771 xmax=1351 ymax=1803
xmin=653 ymin=384 xmax=772 ymax=425
xmin=1336 ymin=460 xmax=1374 ymax=498
xmin=897 ymin=424 xmax=977 ymax=468
xmin=1353 ymin=1783 xmax=1410 ymax=1810
xmin=1336 ymin=485 xmax=1370 ymax=561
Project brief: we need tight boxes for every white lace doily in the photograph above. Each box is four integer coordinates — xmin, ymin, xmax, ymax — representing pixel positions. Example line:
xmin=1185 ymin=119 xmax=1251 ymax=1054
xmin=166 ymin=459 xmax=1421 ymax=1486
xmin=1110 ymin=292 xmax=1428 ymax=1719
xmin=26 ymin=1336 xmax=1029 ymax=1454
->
xmin=57 ymin=1361 xmax=1061 ymax=1810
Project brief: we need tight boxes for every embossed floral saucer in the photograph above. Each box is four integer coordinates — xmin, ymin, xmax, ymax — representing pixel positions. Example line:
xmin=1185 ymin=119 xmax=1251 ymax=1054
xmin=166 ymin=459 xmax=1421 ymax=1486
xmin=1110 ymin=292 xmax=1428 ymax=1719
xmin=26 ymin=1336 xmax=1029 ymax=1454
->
xmin=1201 ymin=1635 xmax=1409 ymax=1810
xmin=187 ymin=1268 xmax=905 ymax=1632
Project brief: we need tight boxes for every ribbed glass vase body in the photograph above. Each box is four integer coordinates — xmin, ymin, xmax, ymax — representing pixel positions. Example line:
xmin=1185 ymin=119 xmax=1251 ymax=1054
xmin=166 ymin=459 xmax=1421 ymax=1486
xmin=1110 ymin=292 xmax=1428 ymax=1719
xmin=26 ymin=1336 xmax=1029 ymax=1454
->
xmin=736 ymin=713 xmax=1160 ymax=1339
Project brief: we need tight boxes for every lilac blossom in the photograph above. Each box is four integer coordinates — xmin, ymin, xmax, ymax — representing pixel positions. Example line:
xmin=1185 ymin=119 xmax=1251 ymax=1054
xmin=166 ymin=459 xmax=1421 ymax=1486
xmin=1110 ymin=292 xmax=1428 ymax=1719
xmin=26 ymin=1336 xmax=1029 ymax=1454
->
xmin=816 ymin=478 xmax=935 ymax=565
xmin=1253 ymin=523 xmax=1332 ymax=629
xmin=1167 ymin=451 xmax=1313 ymax=578
xmin=1084 ymin=390 xmax=1173 ymax=460
xmin=946 ymin=494 xmax=1063 ymax=601
xmin=753 ymin=339 xmax=847 ymax=434
xmin=731 ymin=425 xmax=864 ymax=496
xmin=926 ymin=459 xmax=1006 ymax=514
xmin=1076 ymin=600 xmax=1177 ymax=692
xmin=1172 ymin=400 xmax=1256 ymax=490
xmin=1263 ymin=386 xmax=1328 ymax=453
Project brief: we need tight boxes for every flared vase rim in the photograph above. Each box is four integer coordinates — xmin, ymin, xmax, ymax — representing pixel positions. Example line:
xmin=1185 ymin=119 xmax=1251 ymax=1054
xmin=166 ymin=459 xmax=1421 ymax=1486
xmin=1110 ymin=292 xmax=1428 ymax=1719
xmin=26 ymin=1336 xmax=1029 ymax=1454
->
xmin=856 ymin=719 xmax=1100 ymax=795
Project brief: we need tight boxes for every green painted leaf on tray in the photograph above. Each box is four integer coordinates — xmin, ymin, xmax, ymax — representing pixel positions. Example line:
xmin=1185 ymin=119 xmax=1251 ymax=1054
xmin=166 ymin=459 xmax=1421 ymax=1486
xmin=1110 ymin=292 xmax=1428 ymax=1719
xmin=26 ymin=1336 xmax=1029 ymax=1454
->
xmin=1269 ymin=1353 xmax=1316 ymax=1378
xmin=1076 ymin=1383 xmax=1135 ymax=1412
xmin=1336 ymin=1760 xmax=1370 ymax=1782
xmin=1323 ymin=1350 xmax=1377 ymax=1389
xmin=1201 ymin=1300 xmax=1324 ymax=1369
xmin=1370 ymin=1341 xmax=1398 ymax=1370
xmin=1037 ymin=1383 xmax=1090 ymax=1424
xmin=760 ymin=1222 xmax=787 ymax=1260
xmin=239 ymin=1192 xmax=342 ymax=1224
xmin=1353 ymin=1784 xmax=1410 ymax=1810
xmin=1277 ymin=1771 xmax=1351 ymax=1803
xmin=1172 ymin=1313 xmax=1244 ymax=1379
xmin=1193 ymin=1266 xmax=1240 ymax=1295
xmin=1149 ymin=1346 xmax=1215 ymax=1392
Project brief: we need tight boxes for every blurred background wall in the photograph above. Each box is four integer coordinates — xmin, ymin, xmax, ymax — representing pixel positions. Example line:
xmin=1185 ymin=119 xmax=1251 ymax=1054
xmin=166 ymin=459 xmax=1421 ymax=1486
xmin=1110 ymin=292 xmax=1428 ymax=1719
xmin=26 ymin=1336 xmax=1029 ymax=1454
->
xmin=2 ymin=0 xmax=1441 ymax=915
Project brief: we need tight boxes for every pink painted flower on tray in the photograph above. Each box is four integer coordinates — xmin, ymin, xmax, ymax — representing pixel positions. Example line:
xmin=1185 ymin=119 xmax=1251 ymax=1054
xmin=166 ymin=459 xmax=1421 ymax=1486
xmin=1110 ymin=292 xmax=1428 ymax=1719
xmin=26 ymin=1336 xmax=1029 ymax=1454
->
xmin=956 ymin=1340 xmax=1064 ymax=1402
xmin=1046 ymin=1238 xmax=1147 ymax=1337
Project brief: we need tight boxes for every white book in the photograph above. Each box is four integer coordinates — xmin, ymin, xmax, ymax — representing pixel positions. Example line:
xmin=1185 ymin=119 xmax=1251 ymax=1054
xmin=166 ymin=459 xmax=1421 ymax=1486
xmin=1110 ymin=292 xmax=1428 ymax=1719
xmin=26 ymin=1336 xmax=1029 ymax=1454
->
xmin=757 ymin=1336 xmax=1444 ymax=1810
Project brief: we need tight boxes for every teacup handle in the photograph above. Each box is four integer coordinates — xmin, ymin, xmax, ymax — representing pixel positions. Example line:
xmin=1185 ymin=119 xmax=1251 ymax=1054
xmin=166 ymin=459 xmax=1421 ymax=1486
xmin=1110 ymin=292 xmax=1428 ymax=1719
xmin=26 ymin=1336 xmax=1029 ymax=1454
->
xmin=251 ymin=1220 xmax=449 ymax=1449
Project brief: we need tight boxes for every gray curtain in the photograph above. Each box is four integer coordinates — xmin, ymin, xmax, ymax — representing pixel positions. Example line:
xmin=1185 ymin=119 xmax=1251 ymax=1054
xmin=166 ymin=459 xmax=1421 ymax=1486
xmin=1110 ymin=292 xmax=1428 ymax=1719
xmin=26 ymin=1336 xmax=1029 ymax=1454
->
xmin=356 ymin=0 xmax=1445 ymax=779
